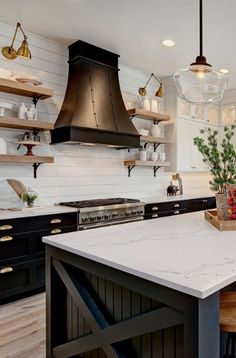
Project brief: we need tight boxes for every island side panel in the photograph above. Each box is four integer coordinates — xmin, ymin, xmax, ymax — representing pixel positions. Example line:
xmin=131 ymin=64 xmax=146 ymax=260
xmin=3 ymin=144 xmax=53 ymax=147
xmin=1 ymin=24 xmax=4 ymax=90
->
xmin=45 ymin=245 xmax=220 ymax=358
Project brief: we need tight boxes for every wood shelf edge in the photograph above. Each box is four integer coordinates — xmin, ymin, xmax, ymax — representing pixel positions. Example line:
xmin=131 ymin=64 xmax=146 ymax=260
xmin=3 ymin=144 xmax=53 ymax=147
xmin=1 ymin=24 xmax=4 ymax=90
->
xmin=0 ymin=154 xmax=54 ymax=164
xmin=140 ymin=135 xmax=170 ymax=144
xmin=124 ymin=160 xmax=170 ymax=167
xmin=128 ymin=108 xmax=171 ymax=122
xmin=0 ymin=78 xmax=53 ymax=99
xmin=0 ymin=116 xmax=54 ymax=131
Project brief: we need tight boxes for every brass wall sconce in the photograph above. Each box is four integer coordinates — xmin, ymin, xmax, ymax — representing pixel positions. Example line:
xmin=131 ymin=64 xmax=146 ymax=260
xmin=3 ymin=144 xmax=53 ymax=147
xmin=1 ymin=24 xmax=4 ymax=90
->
xmin=138 ymin=73 xmax=163 ymax=98
xmin=2 ymin=22 xmax=31 ymax=60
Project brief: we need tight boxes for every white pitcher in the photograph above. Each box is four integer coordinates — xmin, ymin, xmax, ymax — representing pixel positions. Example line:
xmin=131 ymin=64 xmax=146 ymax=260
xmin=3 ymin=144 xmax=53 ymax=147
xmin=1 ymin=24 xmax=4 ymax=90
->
xmin=150 ymin=123 xmax=160 ymax=137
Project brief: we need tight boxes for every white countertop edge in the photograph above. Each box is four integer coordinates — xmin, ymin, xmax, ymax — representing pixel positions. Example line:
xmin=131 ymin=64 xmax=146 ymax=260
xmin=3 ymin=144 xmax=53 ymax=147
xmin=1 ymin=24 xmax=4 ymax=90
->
xmin=0 ymin=205 xmax=78 ymax=219
xmin=141 ymin=193 xmax=214 ymax=204
xmin=43 ymin=236 xmax=233 ymax=299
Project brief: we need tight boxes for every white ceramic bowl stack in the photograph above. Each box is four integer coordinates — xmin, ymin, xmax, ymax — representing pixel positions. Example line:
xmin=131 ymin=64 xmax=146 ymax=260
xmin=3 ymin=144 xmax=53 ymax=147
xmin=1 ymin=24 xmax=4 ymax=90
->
xmin=0 ymin=99 xmax=15 ymax=117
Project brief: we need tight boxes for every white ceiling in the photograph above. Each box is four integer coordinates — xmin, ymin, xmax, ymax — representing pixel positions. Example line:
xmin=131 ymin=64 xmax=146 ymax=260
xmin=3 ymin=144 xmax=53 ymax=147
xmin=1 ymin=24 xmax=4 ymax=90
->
xmin=1 ymin=0 xmax=236 ymax=87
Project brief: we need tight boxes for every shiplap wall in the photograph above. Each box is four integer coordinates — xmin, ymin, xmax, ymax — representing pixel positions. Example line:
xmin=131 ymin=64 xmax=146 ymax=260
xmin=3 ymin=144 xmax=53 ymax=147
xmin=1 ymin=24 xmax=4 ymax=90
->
xmin=0 ymin=22 xmax=211 ymax=204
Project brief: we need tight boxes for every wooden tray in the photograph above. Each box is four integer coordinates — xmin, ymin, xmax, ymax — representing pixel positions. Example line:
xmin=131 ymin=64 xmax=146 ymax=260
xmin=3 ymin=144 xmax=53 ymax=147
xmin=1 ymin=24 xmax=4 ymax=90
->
xmin=205 ymin=210 xmax=236 ymax=231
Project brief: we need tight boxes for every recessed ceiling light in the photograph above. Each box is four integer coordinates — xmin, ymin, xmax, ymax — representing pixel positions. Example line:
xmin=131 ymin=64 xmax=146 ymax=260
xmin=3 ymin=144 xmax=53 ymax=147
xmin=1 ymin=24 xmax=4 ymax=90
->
xmin=161 ymin=39 xmax=175 ymax=47
xmin=219 ymin=68 xmax=229 ymax=74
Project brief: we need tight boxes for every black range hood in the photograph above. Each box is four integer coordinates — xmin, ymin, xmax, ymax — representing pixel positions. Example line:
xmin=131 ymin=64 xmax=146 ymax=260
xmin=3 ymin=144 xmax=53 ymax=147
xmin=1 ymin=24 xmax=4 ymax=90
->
xmin=51 ymin=40 xmax=140 ymax=148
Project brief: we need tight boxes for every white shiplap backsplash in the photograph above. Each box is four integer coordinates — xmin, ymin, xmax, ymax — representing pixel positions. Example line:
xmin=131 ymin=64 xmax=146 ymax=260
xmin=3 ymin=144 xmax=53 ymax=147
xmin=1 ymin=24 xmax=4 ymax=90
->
xmin=0 ymin=22 xmax=211 ymax=204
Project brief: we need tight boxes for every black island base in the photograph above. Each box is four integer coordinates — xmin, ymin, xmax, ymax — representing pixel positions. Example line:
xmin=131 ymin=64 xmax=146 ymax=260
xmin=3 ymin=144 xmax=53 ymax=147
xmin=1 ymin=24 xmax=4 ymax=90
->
xmin=45 ymin=245 xmax=220 ymax=358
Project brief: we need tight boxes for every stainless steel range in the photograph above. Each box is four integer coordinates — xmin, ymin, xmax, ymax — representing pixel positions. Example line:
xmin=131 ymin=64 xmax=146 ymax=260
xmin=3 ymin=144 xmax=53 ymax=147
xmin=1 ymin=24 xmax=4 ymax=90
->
xmin=59 ymin=198 xmax=145 ymax=230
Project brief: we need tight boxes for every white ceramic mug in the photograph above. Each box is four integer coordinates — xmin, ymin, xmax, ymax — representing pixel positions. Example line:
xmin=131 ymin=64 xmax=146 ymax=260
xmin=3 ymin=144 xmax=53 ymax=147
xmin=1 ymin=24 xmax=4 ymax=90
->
xmin=139 ymin=150 xmax=147 ymax=161
xmin=151 ymin=152 xmax=158 ymax=161
xmin=159 ymin=152 xmax=166 ymax=162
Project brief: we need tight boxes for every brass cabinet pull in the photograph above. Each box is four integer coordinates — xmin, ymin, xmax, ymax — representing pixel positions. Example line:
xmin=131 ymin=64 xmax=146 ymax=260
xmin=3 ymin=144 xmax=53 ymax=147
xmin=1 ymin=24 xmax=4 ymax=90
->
xmin=0 ymin=236 xmax=13 ymax=242
xmin=151 ymin=206 xmax=159 ymax=211
xmin=0 ymin=225 xmax=13 ymax=231
xmin=173 ymin=204 xmax=180 ymax=208
xmin=0 ymin=267 xmax=13 ymax=274
xmin=174 ymin=211 xmax=180 ymax=214
xmin=152 ymin=214 xmax=158 ymax=218
xmin=50 ymin=228 xmax=62 ymax=234
xmin=50 ymin=218 xmax=62 ymax=224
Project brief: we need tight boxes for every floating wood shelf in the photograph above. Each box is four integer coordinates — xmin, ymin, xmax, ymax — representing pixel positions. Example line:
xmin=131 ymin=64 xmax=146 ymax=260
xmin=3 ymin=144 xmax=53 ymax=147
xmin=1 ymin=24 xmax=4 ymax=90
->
xmin=140 ymin=135 xmax=170 ymax=151
xmin=140 ymin=135 xmax=170 ymax=144
xmin=0 ymin=154 xmax=54 ymax=178
xmin=0 ymin=116 xmax=54 ymax=131
xmin=128 ymin=108 xmax=171 ymax=122
xmin=0 ymin=78 xmax=53 ymax=100
xmin=124 ymin=160 xmax=170 ymax=177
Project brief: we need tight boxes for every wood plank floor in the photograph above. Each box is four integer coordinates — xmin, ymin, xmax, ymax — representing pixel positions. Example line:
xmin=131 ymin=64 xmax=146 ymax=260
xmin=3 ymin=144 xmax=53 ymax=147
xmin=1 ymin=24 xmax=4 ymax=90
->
xmin=0 ymin=293 xmax=46 ymax=358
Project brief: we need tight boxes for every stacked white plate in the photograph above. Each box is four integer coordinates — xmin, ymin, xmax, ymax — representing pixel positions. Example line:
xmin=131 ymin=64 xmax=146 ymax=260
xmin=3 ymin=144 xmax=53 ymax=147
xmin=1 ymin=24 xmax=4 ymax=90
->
xmin=14 ymin=73 xmax=42 ymax=86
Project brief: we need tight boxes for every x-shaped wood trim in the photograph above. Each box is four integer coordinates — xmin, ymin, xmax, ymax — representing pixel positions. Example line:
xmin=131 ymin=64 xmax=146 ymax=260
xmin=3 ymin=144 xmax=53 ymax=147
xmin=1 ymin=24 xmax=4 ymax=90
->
xmin=52 ymin=259 xmax=183 ymax=358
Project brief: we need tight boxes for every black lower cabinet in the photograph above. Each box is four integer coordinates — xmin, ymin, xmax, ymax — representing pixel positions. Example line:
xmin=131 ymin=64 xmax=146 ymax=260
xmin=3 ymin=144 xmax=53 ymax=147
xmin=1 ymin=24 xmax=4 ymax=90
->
xmin=145 ymin=196 xmax=216 ymax=220
xmin=0 ymin=212 xmax=77 ymax=303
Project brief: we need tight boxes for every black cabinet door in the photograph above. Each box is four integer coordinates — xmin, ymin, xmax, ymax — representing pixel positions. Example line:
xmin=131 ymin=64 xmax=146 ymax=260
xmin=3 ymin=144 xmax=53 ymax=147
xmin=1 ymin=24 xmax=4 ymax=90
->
xmin=145 ymin=200 xmax=189 ymax=215
xmin=145 ymin=208 xmax=187 ymax=220
xmin=188 ymin=197 xmax=216 ymax=212
xmin=0 ymin=259 xmax=44 ymax=300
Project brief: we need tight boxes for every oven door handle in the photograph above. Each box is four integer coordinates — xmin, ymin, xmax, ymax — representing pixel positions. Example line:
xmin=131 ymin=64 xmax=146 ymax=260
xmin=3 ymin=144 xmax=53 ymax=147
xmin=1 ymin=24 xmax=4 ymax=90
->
xmin=79 ymin=216 xmax=143 ymax=230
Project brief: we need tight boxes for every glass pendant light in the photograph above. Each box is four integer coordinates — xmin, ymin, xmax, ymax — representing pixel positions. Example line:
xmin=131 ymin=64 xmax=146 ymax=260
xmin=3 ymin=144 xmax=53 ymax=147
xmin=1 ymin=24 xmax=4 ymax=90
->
xmin=173 ymin=0 xmax=227 ymax=105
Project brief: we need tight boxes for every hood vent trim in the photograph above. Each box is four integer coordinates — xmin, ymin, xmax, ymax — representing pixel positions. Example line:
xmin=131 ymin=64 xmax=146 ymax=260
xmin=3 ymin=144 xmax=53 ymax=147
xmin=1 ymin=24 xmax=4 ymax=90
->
xmin=51 ymin=40 xmax=140 ymax=148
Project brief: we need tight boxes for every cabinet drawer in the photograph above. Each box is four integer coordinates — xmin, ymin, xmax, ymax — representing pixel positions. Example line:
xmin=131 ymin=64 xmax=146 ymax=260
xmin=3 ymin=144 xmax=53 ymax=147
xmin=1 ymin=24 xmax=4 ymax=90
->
xmin=0 ymin=212 xmax=77 ymax=235
xmin=35 ymin=225 xmax=77 ymax=253
xmin=0 ymin=225 xmax=77 ymax=263
xmin=145 ymin=208 xmax=187 ymax=219
xmin=0 ymin=259 xmax=45 ymax=300
xmin=203 ymin=197 xmax=216 ymax=210
xmin=145 ymin=201 xmax=188 ymax=214
xmin=188 ymin=197 xmax=216 ymax=212
xmin=0 ymin=232 xmax=31 ymax=261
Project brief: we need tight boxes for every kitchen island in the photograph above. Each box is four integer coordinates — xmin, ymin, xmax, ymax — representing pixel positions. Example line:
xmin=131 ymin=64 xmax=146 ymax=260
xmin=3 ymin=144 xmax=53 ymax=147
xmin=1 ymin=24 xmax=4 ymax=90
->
xmin=43 ymin=211 xmax=236 ymax=357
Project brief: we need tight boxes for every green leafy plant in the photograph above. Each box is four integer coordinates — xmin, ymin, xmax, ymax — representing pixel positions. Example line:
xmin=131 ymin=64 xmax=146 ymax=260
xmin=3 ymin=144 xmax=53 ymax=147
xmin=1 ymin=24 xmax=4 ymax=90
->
xmin=193 ymin=125 xmax=236 ymax=194
xmin=21 ymin=190 xmax=38 ymax=207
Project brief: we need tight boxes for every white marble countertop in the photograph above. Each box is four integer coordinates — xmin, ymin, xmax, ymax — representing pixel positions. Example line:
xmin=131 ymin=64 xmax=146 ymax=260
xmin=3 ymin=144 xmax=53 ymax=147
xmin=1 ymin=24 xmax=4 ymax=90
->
xmin=43 ymin=211 xmax=236 ymax=299
xmin=141 ymin=193 xmax=214 ymax=204
xmin=0 ymin=205 xmax=77 ymax=220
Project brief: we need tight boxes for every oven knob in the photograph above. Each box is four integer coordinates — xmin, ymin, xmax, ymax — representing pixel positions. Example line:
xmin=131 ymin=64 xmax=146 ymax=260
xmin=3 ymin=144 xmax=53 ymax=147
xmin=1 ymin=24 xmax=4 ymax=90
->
xmin=104 ymin=213 xmax=109 ymax=220
xmin=138 ymin=208 xmax=144 ymax=214
xmin=126 ymin=210 xmax=131 ymax=216
xmin=90 ymin=216 xmax=96 ymax=222
xmin=97 ymin=214 xmax=103 ymax=221
xmin=132 ymin=209 xmax=137 ymax=215
xmin=112 ymin=212 xmax=119 ymax=218
xmin=82 ymin=216 xmax=89 ymax=223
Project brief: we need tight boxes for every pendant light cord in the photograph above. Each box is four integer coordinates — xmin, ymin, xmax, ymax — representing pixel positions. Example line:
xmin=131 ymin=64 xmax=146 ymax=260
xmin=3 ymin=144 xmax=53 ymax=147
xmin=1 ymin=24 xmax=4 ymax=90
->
xmin=199 ymin=0 xmax=203 ymax=56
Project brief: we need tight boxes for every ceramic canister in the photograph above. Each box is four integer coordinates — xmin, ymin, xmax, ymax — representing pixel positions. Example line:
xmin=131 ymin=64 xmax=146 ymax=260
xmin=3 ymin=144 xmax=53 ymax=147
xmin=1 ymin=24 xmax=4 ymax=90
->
xmin=0 ymin=138 xmax=7 ymax=154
